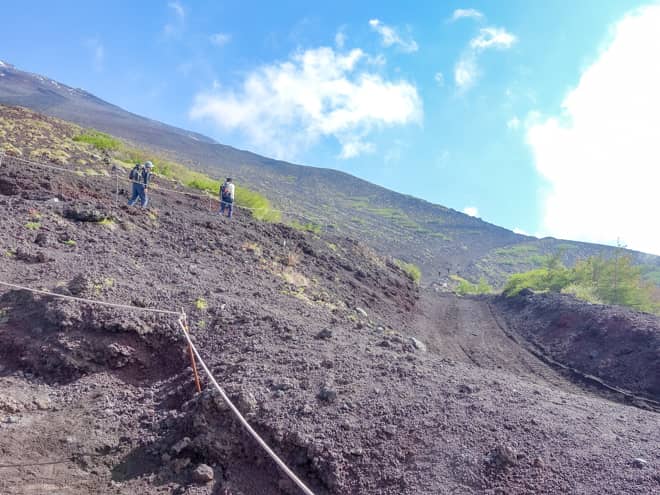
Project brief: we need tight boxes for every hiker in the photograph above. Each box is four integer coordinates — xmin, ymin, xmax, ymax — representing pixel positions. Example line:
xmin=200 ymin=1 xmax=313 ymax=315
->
xmin=219 ymin=177 xmax=235 ymax=218
xmin=127 ymin=161 xmax=154 ymax=208
xmin=127 ymin=162 xmax=143 ymax=204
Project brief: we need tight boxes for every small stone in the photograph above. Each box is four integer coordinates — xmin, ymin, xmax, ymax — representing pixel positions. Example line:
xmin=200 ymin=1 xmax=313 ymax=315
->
xmin=270 ymin=378 xmax=295 ymax=391
xmin=33 ymin=397 xmax=51 ymax=410
xmin=457 ymin=384 xmax=474 ymax=394
xmin=299 ymin=404 xmax=313 ymax=415
xmin=316 ymin=328 xmax=333 ymax=339
xmin=533 ymin=456 xmax=544 ymax=468
xmin=170 ymin=437 xmax=191 ymax=455
xmin=192 ymin=463 xmax=214 ymax=483
xmin=317 ymin=383 xmax=337 ymax=402
xmin=488 ymin=444 xmax=517 ymax=469
xmin=236 ymin=391 xmax=258 ymax=414
xmin=632 ymin=458 xmax=648 ymax=468
xmin=409 ymin=337 xmax=427 ymax=352
xmin=278 ymin=477 xmax=297 ymax=495
xmin=383 ymin=425 xmax=397 ymax=437
xmin=172 ymin=457 xmax=191 ymax=474
xmin=161 ymin=453 xmax=171 ymax=463
xmin=355 ymin=307 xmax=368 ymax=318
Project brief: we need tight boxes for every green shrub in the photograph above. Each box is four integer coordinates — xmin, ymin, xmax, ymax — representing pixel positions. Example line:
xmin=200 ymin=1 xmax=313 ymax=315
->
xmin=561 ymin=283 xmax=603 ymax=305
xmin=290 ymin=220 xmax=322 ymax=234
xmin=25 ymin=222 xmax=41 ymax=230
xmin=395 ymin=259 xmax=422 ymax=284
xmin=71 ymin=126 xmax=281 ymax=223
xmin=504 ymin=252 xmax=659 ymax=314
xmin=452 ymin=275 xmax=493 ymax=295
xmin=73 ymin=130 xmax=121 ymax=151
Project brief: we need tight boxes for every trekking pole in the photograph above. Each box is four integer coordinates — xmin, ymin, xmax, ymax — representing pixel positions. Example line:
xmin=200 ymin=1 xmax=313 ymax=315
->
xmin=115 ymin=168 xmax=119 ymax=205
xmin=180 ymin=311 xmax=202 ymax=393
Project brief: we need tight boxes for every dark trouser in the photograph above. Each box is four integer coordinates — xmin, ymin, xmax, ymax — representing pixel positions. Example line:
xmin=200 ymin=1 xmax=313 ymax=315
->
xmin=220 ymin=198 xmax=233 ymax=218
xmin=128 ymin=183 xmax=147 ymax=207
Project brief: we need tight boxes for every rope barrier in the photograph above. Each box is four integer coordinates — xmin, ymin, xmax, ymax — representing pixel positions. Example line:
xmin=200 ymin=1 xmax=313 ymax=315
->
xmin=177 ymin=314 xmax=316 ymax=495
xmin=0 ymin=280 xmax=181 ymax=316
xmin=4 ymin=149 xmax=414 ymax=249
xmin=3 ymin=152 xmax=339 ymax=218
xmin=0 ymin=453 xmax=109 ymax=469
xmin=0 ymin=279 xmax=315 ymax=494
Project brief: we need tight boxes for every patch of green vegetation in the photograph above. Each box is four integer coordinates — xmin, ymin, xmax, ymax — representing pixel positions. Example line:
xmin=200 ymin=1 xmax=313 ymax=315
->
xmin=451 ymin=275 xmax=493 ymax=295
xmin=493 ymin=244 xmax=539 ymax=256
xmin=73 ymin=130 xmax=121 ymax=151
xmin=326 ymin=242 xmax=338 ymax=252
xmin=185 ymin=175 xmax=280 ymax=222
xmin=503 ymin=252 xmax=659 ymax=314
xmin=395 ymin=259 xmax=422 ymax=284
xmin=194 ymin=297 xmax=208 ymax=310
xmin=85 ymin=168 xmax=100 ymax=176
xmin=25 ymin=221 xmax=41 ymax=230
xmin=290 ymin=220 xmax=322 ymax=234
xmin=429 ymin=231 xmax=452 ymax=240
xmin=640 ymin=266 xmax=660 ymax=286
xmin=63 ymin=239 xmax=77 ymax=246
xmin=97 ymin=218 xmax=115 ymax=228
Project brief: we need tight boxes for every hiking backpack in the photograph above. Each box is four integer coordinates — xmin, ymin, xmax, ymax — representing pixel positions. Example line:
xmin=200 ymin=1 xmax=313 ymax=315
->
xmin=221 ymin=182 xmax=231 ymax=200
xmin=129 ymin=165 xmax=142 ymax=181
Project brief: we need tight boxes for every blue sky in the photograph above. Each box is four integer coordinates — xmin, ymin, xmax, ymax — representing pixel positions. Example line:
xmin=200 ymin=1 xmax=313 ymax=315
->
xmin=2 ymin=1 xmax=659 ymax=254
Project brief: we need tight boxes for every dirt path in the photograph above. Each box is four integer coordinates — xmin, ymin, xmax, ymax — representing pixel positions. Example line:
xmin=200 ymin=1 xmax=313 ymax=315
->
xmin=408 ymin=291 xmax=581 ymax=391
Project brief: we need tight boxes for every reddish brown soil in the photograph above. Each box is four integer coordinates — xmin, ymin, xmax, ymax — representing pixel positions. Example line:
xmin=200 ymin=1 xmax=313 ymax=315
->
xmin=0 ymin=157 xmax=658 ymax=494
xmin=494 ymin=291 xmax=660 ymax=404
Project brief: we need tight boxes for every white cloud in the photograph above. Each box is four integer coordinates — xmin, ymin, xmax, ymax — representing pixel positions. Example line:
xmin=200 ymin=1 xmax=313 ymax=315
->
xmin=169 ymin=1 xmax=184 ymax=20
xmin=434 ymin=72 xmax=445 ymax=86
xmin=451 ymin=8 xmax=484 ymax=22
xmin=463 ymin=206 xmax=479 ymax=217
xmin=339 ymin=140 xmax=375 ymax=159
xmin=369 ymin=19 xmax=418 ymax=53
xmin=209 ymin=32 xmax=231 ymax=47
xmin=335 ymin=27 xmax=347 ymax=49
xmin=190 ymin=46 xmax=422 ymax=160
xmin=164 ymin=1 xmax=186 ymax=37
xmin=470 ymin=27 xmax=517 ymax=50
xmin=455 ymin=26 xmax=517 ymax=91
xmin=507 ymin=116 xmax=521 ymax=130
xmin=85 ymin=38 xmax=104 ymax=72
xmin=527 ymin=4 xmax=660 ymax=255
xmin=454 ymin=55 xmax=477 ymax=90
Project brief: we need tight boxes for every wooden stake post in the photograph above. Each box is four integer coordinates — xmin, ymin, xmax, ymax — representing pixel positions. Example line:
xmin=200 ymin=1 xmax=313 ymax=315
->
xmin=181 ymin=312 xmax=202 ymax=393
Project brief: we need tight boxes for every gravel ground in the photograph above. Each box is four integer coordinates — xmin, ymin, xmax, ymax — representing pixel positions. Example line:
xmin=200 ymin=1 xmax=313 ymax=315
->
xmin=0 ymin=159 xmax=658 ymax=494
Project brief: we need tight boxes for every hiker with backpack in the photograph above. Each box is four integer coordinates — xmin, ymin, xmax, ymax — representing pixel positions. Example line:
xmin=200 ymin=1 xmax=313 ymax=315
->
xmin=219 ymin=177 xmax=235 ymax=218
xmin=127 ymin=161 xmax=154 ymax=208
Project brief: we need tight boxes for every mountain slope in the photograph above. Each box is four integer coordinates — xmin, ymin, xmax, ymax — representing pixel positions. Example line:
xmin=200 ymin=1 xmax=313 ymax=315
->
xmin=1 ymin=61 xmax=658 ymax=286
xmin=1 ymin=146 xmax=658 ymax=494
